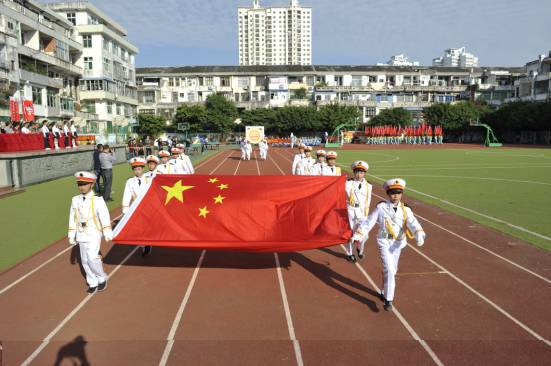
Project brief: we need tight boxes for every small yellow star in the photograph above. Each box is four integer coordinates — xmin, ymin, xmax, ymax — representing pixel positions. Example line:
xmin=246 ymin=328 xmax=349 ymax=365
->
xmin=208 ymin=178 xmax=219 ymax=184
xmin=218 ymin=183 xmax=229 ymax=190
xmin=198 ymin=206 xmax=210 ymax=218
xmin=213 ymin=195 xmax=225 ymax=204
xmin=162 ymin=180 xmax=194 ymax=205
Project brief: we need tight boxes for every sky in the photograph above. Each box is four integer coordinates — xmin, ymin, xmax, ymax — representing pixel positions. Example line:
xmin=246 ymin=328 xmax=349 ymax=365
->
xmin=42 ymin=0 xmax=551 ymax=68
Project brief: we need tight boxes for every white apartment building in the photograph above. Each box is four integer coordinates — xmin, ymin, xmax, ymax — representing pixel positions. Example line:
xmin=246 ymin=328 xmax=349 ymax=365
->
xmin=508 ymin=52 xmax=551 ymax=102
xmin=378 ymin=54 xmax=420 ymax=67
xmin=0 ymin=0 xmax=82 ymax=122
xmin=433 ymin=47 xmax=479 ymax=68
xmin=238 ymin=0 xmax=312 ymax=66
xmin=48 ymin=1 xmax=139 ymax=135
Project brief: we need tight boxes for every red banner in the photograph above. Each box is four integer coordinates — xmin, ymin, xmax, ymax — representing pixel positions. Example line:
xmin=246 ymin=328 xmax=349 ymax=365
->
xmin=113 ymin=175 xmax=351 ymax=252
xmin=9 ymin=98 xmax=20 ymax=122
xmin=22 ymin=100 xmax=34 ymax=122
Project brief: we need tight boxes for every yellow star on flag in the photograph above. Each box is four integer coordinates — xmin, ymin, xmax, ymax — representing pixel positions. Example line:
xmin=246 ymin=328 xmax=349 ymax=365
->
xmin=162 ymin=180 xmax=194 ymax=205
xmin=218 ymin=183 xmax=229 ymax=190
xmin=208 ymin=178 xmax=219 ymax=184
xmin=198 ymin=206 xmax=210 ymax=218
xmin=213 ymin=195 xmax=225 ymax=204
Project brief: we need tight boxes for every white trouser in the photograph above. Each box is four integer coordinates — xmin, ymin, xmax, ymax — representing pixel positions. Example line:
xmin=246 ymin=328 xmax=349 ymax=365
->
xmin=245 ymin=149 xmax=251 ymax=160
xmin=377 ymin=238 xmax=404 ymax=301
xmin=78 ymin=239 xmax=107 ymax=287
xmin=241 ymin=148 xmax=246 ymax=160
xmin=346 ymin=208 xmax=367 ymax=256
xmin=54 ymin=138 xmax=59 ymax=149
xmin=260 ymin=149 xmax=267 ymax=159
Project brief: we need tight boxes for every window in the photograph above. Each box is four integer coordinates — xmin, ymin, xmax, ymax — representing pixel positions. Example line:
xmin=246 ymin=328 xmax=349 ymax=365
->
xmin=7 ymin=21 xmax=14 ymax=30
xmin=61 ymin=98 xmax=74 ymax=111
xmin=84 ymin=57 xmax=93 ymax=70
xmin=82 ymin=35 xmax=92 ymax=48
xmin=32 ymin=87 xmax=42 ymax=105
xmin=103 ymin=38 xmax=110 ymax=52
xmin=47 ymin=89 xmax=57 ymax=107
xmin=144 ymin=91 xmax=155 ymax=103
xmin=66 ymin=13 xmax=76 ymax=25
xmin=107 ymin=102 xmax=113 ymax=114
xmin=55 ymin=40 xmax=70 ymax=61
xmin=103 ymin=57 xmax=111 ymax=74
xmin=118 ymin=104 xmax=124 ymax=115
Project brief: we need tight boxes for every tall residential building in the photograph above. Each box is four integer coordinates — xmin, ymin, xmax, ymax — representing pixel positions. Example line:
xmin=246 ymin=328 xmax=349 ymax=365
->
xmin=238 ymin=0 xmax=312 ymax=66
xmin=378 ymin=54 xmax=420 ymax=67
xmin=433 ymin=47 xmax=479 ymax=68
xmin=0 ymin=0 xmax=82 ymax=122
xmin=48 ymin=1 xmax=139 ymax=134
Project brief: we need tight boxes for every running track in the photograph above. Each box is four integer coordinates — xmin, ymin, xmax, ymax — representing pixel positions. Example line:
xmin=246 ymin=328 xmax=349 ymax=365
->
xmin=0 ymin=147 xmax=550 ymax=366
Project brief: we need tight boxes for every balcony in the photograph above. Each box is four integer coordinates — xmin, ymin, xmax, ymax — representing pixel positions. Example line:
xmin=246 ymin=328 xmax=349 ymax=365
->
xmin=18 ymin=46 xmax=82 ymax=75
xmin=19 ymin=69 xmax=64 ymax=89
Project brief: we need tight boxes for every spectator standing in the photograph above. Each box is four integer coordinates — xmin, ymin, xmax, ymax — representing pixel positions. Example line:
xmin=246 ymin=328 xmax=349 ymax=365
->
xmin=21 ymin=123 xmax=31 ymax=134
xmin=99 ymin=145 xmax=116 ymax=201
xmin=70 ymin=121 xmax=78 ymax=147
xmin=93 ymin=144 xmax=103 ymax=195
xmin=41 ymin=121 xmax=51 ymax=150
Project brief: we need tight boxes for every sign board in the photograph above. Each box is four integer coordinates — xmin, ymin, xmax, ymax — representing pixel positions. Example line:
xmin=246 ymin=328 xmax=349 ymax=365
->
xmin=246 ymin=126 xmax=265 ymax=144
xmin=9 ymin=97 xmax=19 ymax=122
xmin=178 ymin=122 xmax=190 ymax=131
xmin=269 ymin=77 xmax=288 ymax=91
xmin=22 ymin=99 xmax=35 ymax=122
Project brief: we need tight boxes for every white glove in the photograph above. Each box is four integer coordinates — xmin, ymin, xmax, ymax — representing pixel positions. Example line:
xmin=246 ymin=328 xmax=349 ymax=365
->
xmin=122 ymin=207 xmax=129 ymax=215
xmin=415 ymin=231 xmax=426 ymax=247
xmin=103 ymin=228 xmax=113 ymax=242
xmin=68 ymin=237 xmax=76 ymax=246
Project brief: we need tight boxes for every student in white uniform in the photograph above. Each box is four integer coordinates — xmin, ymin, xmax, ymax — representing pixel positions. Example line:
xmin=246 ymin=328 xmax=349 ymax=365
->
xmin=312 ymin=150 xmax=327 ymax=176
xmin=345 ymin=161 xmax=372 ymax=262
xmin=63 ymin=121 xmax=71 ymax=148
xmin=296 ymin=146 xmax=316 ymax=175
xmin=70 ymin=121 xmax=78 ymax=147
xmin=291 ymin=144 xmax=306 ymax=175
xmin=41 ymin=121 xmax=50 ymax=150
xmin=156 ymin=150 xmax=179 ymax=175
xmin=176 ymin=143 xmax=194 ymax=174
xmin=354 ymin=178 xmax=426 ymax=311
xmin=68 ymin=172 xmax=112 ymax=293
xmin=51 ymin=122 xmax=61 ymax=150
xmin=144 ymin=155 xmax=159 ymax=179
xmin=170 ymin=148 xmax=189 ymax=174
xmin=245 ymin=139 xmax=252 ymax=160
xmin=258 ymin=139 xmax=269 ymax=160
xmin=320 ymin=151 xmax=341 ymax=176
xmin=240 ymin=139 xmax=247 ymax=160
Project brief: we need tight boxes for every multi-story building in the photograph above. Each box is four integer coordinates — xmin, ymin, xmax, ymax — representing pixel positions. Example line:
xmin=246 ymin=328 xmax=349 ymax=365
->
xmin=136 ymin=65 xmax=524 ymax=123
xmin=378 ymin=54 xmax=420 ymax=67
xmin=506 ymin=52 xmax=551 ymax=102
xmin=48 ymin=1 xmax=139 ymax=135
xmin=0 ymin=0 xmax=83 ymax=122
xmin=433 ymin=47 xmax=479 ymax=68
xmin=238 ymin=0 xmax=312 ymax=66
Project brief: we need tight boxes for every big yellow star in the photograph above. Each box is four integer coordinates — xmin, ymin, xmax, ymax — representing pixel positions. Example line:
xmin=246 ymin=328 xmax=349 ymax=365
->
xmin=208 ymin=178 xmax=219 ymax=184
xmin=218 ymin=183 xmax=229 ymax=190
xmin=198 ymin=206 xmax=210 ymax=218
xmin=213 ymin=195 xmax=225 ymax=204
xmin=162 ymin=180 xmax=194 ymax=205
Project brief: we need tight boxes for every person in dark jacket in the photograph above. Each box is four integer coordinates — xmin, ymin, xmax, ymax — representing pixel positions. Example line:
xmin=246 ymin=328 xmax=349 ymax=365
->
xmin=93 ymin=144 xmax=103 ymax=195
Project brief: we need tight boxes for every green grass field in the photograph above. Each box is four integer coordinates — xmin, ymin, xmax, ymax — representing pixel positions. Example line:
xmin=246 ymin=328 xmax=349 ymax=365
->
xmin=336 ymin=147 xmax=551 ymax=251
xmin=0 ymin=148 xmax=228 ymax=272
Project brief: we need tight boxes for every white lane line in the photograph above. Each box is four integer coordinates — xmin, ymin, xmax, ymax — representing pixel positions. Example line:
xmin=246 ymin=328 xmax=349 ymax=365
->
xmin=369 ymin=192 xmax=551 ymax=284
xmin=269 ymin=151 xmax=287 ymax=175
xmin=0 ymin=213 xmax=123 ymax=296
xmin=254 ymin=150 xmax=261 ymax=175
xmin=373 ymin=164 xmax=551 ymax=171
xmin=408 ymin=244 xmax=551 ymax=347
xmin=373 ymin=174 xmax=551 ymax=187
xmin=339 ymin=245 xmax=444 ymax=366
xmin=208 ymin=149 xmax=235 ymax=175
xmin=159 ymin=250 xmax=206 ymax=366
xmin=275 ymin=253 xmax=304 ymax=366
xmin=367 ymin=173 xmax=551 ymax=243
xmin=194 ymin=148 xmax=227 ymax=170
xmin=21 ymin=246 xmax=139 ymax=366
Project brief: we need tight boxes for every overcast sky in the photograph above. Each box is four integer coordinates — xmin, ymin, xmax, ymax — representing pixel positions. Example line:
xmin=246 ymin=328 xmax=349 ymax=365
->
xmin=43 ymin=0 xmax=551 ymax=67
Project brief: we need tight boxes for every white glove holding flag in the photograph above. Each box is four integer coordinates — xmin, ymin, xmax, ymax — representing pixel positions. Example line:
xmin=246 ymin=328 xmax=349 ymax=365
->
xmin=68 ymin=237 xmax=76 ymax=246
xmin=103 ymin=228 xmax=114 ymax=242
xmin=415 ymin=231 xmax=426 ymax=247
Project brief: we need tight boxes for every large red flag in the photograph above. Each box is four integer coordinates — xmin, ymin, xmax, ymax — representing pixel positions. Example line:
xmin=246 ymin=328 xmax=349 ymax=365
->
xmin=113 ymin=175 xmax=352 ymax=252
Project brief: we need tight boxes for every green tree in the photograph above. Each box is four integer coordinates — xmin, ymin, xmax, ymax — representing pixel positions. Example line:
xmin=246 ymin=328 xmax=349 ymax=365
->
xmin=423 ymin=101 xmax=489 ymax=131
xmin=317 ymin=103 xmax=361 ymax=132
xmin=205 ymin=94 xmax=238 ymax=132
xmin=136 ymin=113 xmax=166 ymax=137
xmin=173 ymin=104 xmax=208 ymax=132
xmin=291 ymin=87 xmax=308 ymax=100
xmin=240 ymin=108 xmax=278 ymax=133
xmin=369 ymin=107 xmax=413 ymax=126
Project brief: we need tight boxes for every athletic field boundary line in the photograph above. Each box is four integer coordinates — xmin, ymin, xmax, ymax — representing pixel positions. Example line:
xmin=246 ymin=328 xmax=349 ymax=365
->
xmin=0 ymin=149 xmax=227 ymax=295
xmin=20 ymin=246 xmax=139 ymax=366
xmin=158 ymin=249 xmax=206 ymax=366
xmin=339 ymin=244 xmax=445 ymax=366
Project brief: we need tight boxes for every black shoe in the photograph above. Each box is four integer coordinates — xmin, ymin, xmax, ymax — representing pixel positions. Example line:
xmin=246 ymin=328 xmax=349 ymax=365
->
xmin=97 ymin=281 xmax=107 ymax=292
xmin=384 ymin=300 xmax=393 ymax=311
xmin=346 ymin=255 xmax=357 ymax=263
xmin=87 ymin=286 xmax=97 ymax=294
xmin=379 ymin=292 xmax=385 ymax=302
xmin=357 ymin=248 xmax=364 ymax=259
xmin=142 ymin=246 xmax=152 ymax=257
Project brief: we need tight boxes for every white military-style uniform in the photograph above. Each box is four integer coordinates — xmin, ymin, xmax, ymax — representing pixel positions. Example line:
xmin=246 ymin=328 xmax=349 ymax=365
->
xmin=291 ymin=151 xmax=305 ymax=175
xmin=312 ymin=162 xmax=326 ymax=176
xmin=144 ymin=169 xmax=157 ymax=180
xmin=296 ymin=156 xmax=316 ymax=175
xmin=52 ymin=125 xmax=61 ymax=149
xmin=122 ymin=175 xmax=150 ymax=214
xmin=320 ymin=165 xmax=341 ymax=176
xmin=345 ymin=178 xmax=372 ymax=256
xmin=245 ymin=141 xmax=252 ymax=160
xmin=63 ymin=124 xmax=71 ymax=148
xmin=357 ymin=199 xmax=424 ymax=302
xmin=70 ymin=124 xmax=78 ymax=147
xmin=178 ymin=153 xmax=194 ymax=174
xmin=258 ymin=140 xmax=269 ymax=160
xmin=68 ymin=190 xmax=111 ymax=288
xmin=156 ymin=160 xmax=182 ymax=174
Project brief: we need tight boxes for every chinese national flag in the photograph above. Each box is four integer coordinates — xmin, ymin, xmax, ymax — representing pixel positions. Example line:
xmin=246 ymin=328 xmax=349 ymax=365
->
xmin=113 ymin=175 xmax=352 ymax=252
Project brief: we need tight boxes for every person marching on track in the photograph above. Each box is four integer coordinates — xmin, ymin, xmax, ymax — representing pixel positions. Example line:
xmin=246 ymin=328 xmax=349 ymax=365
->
xmin=345 ymin=161 xmax=372 ymax=262
xmin=144 ymin=155 xmax=160 ymax=179
xmin=353 ymin=178 xmax=426 ymax=311
xmin=258 ymin=138 xmax=269 ymax=160
xmin=245 ymin=139 xmax=252 ymax=160
xmin=312 ymin=149 xmax=327 ymax=176
xmin=156 ymin=150 xmax=179 ymax=175
xmin=68 ymin=172 xmax=112 ymax=293
xmin=176 ymin=143 xmax=194 ymax=174
xmin=291 ymin=143 xmax=306 ymax=175
xmin=296 ymin=146 xmax=316 ymax=175
xmin=122 ymin=157 xmax=153 ymax=257
xmin=240 ymin=138 xmax=247 ymax=160
xmin=320 ymin=151 xmax=341 ymax=176
xmin=169 ymin=147 xmax=189 ymax=174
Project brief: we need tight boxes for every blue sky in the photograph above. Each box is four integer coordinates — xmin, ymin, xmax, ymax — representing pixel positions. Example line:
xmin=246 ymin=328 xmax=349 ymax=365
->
xmin=44 ymin=0 xmax=551 ymax=67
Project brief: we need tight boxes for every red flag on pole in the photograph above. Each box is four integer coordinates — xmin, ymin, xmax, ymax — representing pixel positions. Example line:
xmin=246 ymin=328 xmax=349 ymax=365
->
xmin=113 ymin=175 xmax=352 ymax=252
xmin=22 ymin=100 xmax=35 ymax=122
xmin=9 ymin=97 xmax=20 ymax=122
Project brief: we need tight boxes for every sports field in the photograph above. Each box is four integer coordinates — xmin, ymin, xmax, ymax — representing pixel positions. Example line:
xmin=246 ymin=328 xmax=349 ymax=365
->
xmin=335 ymin=146 xmax=551 ymax=251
